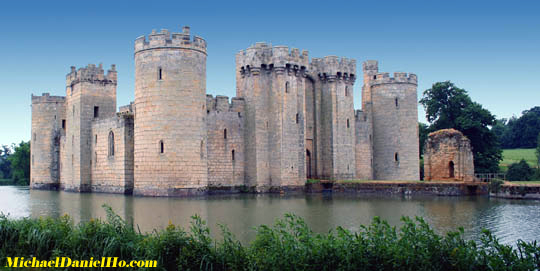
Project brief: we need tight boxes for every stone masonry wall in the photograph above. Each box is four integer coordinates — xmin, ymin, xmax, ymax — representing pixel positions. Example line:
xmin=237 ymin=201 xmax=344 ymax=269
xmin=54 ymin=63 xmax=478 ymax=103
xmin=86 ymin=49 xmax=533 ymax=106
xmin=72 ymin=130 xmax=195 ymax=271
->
xmin=60 ymin=64 xmax=117 ymax=192
xmin=424 ymin=129 xmax=475 ymax=182
xmin=30 ymin=93 xmax=66 ymax=189
xmin=355 ymin=109 xmax=373 ymax=179
xmin=133 ymin=27 xmax=208 ymax=196
xmin=236 ymin=43 xmax=308 ymax=189
xmin=369 ymin=69 xmax=419 ymax=180
xmin=91 ymin=113 xmax=134 ymax=193
xmin=206 ymin=95 xmax=245 ymax=187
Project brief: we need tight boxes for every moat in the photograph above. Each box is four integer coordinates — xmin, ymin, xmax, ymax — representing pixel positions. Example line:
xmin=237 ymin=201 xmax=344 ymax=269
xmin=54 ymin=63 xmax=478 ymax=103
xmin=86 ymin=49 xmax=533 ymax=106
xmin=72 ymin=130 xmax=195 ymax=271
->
xmin=1 ymin=186 xmax=539 ymax=245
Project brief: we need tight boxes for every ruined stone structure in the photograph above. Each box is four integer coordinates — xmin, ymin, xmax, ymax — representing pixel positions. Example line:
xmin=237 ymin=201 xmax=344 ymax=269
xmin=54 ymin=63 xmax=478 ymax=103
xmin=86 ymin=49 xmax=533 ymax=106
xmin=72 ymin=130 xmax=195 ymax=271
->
xmin=423 ymin=129 xmax=475 ymax=182
xmin=30 ymin=26 xmax=420 ymax=196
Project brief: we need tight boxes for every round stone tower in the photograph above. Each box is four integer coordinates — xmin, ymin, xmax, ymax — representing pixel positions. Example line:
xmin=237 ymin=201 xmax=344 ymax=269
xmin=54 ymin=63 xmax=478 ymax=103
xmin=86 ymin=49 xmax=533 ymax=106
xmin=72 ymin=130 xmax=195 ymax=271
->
xmin=368 ymin=67 xmax=419 ymax=180
xmin=30 ymin=93 xmax=65 ymax=189
xmin=133 ymin=26 xmax=208 ymax=196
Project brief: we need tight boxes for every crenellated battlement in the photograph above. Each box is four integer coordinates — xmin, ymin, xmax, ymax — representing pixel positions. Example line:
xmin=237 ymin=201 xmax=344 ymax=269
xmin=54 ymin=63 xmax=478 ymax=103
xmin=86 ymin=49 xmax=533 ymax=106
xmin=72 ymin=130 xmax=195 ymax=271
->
xmin=370 ymin=72 xmax=417 ymax=85
xmin=134 ymin=26 xmax=207 ymax=55
xmin=31 ymin=93 xmax=66 ymax=104
xmin=66 ymin=64 xmax=117 ymax=87
xmin=237 ymin=43 xmax=309 ymax=76
xmin=311 ymin=56 xmax=356 ymax=82
xmin=206 ymin=95 xmax=245 ymax=114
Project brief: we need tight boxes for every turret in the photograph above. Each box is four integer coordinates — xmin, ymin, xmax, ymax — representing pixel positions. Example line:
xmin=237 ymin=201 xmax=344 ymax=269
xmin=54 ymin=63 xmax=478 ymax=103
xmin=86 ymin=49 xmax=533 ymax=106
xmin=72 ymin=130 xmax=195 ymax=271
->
xmin=30 ymin=93 xmax=66 ymax=189
xmin=365 ymin=61 xmax=419 ymax=180
xmin=133 ymin=26 xmax=208 ymax=196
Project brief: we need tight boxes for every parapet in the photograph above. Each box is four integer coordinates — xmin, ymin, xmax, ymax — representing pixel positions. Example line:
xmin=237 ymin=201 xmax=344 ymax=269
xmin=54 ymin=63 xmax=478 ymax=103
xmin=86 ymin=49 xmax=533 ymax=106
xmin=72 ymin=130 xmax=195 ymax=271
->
xmin=134 ymin=26 xmax=207 ymax=55
xmin=310 ymin=56 xmax=356 ymax=82
xmin=66 ymin=64 xmax=117 ymax=86
xmin=236 ymin=42 xmax=309 ymax=74
xmin=118 ymin=102 xmax=134 ymax=115
xmin=362 ymin=60 xmax=378 ymax=72
xmin=370 ymin=72 xmax=417 ymax=85
xmin=31 ymin=93 xmax=66 ymax=104
xmin=206 ymin=94 xmax=245 ymax=113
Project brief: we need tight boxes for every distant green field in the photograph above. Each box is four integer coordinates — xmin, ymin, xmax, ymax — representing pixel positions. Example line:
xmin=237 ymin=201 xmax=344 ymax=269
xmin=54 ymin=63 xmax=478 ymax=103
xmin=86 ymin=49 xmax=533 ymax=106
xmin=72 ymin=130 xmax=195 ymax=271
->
xmin=500 ymin=148 xmax=537 ymax=172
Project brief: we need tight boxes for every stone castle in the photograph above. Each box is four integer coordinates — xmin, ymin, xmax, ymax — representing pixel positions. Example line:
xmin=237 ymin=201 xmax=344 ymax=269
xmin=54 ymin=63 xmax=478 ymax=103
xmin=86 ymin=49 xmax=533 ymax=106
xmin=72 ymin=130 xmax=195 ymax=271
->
xmin=30 ymin=26 xmax=419 ymax=196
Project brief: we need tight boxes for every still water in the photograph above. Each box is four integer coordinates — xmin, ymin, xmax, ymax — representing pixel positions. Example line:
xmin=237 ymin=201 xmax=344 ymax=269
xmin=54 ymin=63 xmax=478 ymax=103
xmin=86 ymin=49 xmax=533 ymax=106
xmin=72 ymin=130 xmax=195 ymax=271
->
xmin=1 ymin=186 xmax=539 ymax=245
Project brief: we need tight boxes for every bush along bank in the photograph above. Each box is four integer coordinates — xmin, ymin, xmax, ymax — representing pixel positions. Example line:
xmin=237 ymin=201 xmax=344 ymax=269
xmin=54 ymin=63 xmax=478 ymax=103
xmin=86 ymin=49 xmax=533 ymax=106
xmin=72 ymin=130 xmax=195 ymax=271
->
xmin=0 ymin=205 xmax=539 ymax=271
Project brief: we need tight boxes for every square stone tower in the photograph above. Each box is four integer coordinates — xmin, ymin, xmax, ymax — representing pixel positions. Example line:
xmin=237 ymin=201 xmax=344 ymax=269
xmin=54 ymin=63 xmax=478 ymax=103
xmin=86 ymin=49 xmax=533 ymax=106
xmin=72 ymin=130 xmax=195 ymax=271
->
xmin=61 ymin=64 xmax=117 ymax=191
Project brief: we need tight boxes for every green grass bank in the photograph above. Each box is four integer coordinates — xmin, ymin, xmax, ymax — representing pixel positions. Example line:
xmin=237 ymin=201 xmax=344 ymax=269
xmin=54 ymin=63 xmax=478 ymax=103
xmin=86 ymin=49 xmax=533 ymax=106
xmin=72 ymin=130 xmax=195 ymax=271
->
xmin=0 ymin=205 xmax=538 ymax=270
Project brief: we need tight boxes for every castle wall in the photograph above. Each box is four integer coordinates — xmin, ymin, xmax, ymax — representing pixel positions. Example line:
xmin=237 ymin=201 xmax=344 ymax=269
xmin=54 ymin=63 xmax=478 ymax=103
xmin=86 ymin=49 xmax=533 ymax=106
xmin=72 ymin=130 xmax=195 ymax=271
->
xmin=236 ymin=43 xmax=308 ymax=189
xmin=91 ymin=113 xmax=134 ymax=193
xmin=355 ymin=109 xmax=373 ymax=179
xmin=133 ymin=27 xmax=208 ymax=196
xmin=205 ymin=95 xmax=245 ymax=187
xmin=369 ymin=70 xmax=419 ymax=180
xmin=30 ymin=93 xmax=66 ymax=189
xmin=60 ymin=64 xmax=117 ymax=192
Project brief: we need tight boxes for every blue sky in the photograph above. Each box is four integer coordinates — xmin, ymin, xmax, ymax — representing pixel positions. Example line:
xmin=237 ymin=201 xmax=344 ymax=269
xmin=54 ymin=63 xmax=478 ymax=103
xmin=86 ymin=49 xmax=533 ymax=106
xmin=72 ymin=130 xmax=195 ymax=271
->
xmin=0 ymin=0 xmax=538 ymax=146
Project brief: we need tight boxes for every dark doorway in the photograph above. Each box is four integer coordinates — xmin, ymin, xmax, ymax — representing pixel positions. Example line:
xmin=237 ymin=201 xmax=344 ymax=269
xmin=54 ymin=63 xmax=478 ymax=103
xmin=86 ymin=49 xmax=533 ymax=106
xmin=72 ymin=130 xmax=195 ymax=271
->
xmin=306 ymin=149 xmax=312 ymax=178
xmin=449 ymin=161 xmax=455 ymax=178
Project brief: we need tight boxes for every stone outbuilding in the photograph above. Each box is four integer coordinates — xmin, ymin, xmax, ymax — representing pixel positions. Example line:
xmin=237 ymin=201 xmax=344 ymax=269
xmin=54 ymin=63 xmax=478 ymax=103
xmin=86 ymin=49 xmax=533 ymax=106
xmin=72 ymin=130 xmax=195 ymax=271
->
xmin=423 ymin=129 xmax=475 ymax=182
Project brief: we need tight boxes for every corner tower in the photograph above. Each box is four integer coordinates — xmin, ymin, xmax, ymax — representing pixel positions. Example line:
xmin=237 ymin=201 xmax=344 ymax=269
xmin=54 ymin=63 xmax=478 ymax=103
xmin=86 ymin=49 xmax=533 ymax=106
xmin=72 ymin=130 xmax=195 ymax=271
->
xmin=363 ymin=61 xmax=419 ymax=180
xmin=30 ymin=93 xmax=66 ymax=189
xmin=133 ymin=27 xmax=208 ymax=196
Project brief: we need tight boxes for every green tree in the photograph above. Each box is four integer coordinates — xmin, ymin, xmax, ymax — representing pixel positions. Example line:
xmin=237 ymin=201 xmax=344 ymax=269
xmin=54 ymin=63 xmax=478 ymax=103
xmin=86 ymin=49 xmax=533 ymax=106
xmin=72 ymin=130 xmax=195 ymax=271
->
xmin=536 ymin=133 xmax=540 ymax=170
xmin=419 ymin=81 xmax=502 ymax=173
xmin=506 ymin=159 xmax=533 ymax=181
xmin=8 ymin=141 xmax=30 ymax=185
xmin=418 ymin=122 xmax=430 ymax=158
xmin=0 ymin=145 xmax=11 ymax=179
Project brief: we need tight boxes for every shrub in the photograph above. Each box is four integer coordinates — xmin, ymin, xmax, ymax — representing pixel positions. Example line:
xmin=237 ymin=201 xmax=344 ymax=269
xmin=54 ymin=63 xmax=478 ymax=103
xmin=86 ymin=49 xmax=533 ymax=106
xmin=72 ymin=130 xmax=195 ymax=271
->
xmin=489 ymin=178 xmax=504 ymax=193
xmin=507 ymin=159 xmax=534 ymax=181
xmin=0 ymin=207 xmax=539 ymax=270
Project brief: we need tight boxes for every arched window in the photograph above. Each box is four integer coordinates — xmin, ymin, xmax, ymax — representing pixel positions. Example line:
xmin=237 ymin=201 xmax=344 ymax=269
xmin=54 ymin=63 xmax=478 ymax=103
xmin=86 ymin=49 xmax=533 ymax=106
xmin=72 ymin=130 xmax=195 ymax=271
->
xmin=345 ymin=86 xmax=349 ymax=96
xmin=449 ymin=161 xmax=455 ymax=178
xmin=108 ymin=131 xmax=114 ymax=157
xmin=158 ymin=67 xmax=163 ymax=80
xmin=160 ymin=140 xmax=164 ymax=154
xmin=232 ymin=149 xmax=235 ymax=161
xmin=347 ymin=119 xmax=350 ymax=128
xmin=285 ymin=82 xmax=289 ymax=93
xmin=224 ymin=129 xmax=227 ymax=139
xmin=394 ymin=152 xmax=399 ymax=162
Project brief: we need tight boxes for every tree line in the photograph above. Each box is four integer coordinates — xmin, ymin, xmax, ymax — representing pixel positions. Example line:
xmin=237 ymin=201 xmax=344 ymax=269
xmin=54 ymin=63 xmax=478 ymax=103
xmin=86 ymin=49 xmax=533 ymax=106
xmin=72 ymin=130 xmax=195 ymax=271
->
xmin=0 ymin=141 xmax=30 ymax=185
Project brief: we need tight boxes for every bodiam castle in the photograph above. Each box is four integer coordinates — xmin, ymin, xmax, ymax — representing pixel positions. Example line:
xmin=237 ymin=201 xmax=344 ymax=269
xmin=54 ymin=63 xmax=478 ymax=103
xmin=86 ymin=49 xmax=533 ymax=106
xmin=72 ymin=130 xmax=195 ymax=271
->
xmin=30 ymin=26 xmax=419 ymax=196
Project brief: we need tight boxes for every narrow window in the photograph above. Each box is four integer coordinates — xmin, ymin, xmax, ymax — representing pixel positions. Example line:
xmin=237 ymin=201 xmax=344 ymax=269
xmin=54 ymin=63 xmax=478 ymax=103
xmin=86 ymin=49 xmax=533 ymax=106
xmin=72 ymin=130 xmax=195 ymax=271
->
xmin=160 ymin=140 xmax=164 ymax=154
xmin=33 ymin=133 xmax=36 ymax=141
xmin=62 ymin=120 xmax=66 ymax=129
xmin=345 ymin=86 xmax=349 ymax=96
xmin=224 ymin=129 xmax=227 ymax=139
xmin=95 ymin=134 xmax=97 ymax=144
xmin=373 ymin=75 xmax=376 ymax=80
xmin=347 ymin=119 xmax=350 ymax=128
xmin=94 ymin=106 xmax=99 ymax=118
xmin=73 ymin=106 xmax=75 ymax=116
xmin=395 ymin=98 xmax=399 ymax=107
xmin=95 ymin=152 xmax=97 ymax=165
xmin=296 ymin=113 xmax=299 ymax=124
xmin=232 ymin=150 xmax=235 ymax=161
xmin=285 ymin=82 xmax=289 ymax=93
xmin=395 ymin=152 xmax=399 ymax=162
xmin=32 ymin=155 xmax=34 ymax=165
xmin=158 ymin=67 xmax=163 ymax=80
xmin=108 ymin=131 xmax=114 ymax=157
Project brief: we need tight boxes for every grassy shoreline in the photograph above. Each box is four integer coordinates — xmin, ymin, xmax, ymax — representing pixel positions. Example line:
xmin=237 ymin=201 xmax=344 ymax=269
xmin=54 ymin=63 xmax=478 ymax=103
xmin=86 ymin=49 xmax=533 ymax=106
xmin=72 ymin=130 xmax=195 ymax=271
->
xmin=0 ymin=205 xmax=538 ymax=270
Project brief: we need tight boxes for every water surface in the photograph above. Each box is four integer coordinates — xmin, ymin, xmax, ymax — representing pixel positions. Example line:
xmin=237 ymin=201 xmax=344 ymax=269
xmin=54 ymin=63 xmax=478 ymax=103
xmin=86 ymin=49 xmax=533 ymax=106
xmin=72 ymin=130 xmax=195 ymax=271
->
xmin=1 ymin=186 xmax=539 ymax=244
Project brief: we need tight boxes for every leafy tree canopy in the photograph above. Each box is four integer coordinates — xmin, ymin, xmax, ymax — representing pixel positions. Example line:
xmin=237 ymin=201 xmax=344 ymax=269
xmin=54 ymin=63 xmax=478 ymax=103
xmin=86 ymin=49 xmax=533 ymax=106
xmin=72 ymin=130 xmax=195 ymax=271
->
xmin=419 ymin=81 xmax=502 ymax=173
xmin=7 ymin=141 xmax=30 ymax=185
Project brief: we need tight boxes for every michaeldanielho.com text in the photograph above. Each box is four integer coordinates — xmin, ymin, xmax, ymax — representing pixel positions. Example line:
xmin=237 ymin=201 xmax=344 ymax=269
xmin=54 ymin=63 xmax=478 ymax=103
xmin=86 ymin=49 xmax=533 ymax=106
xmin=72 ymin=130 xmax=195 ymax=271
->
xmin=5 ymin=257 xmax=157 ymax=268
